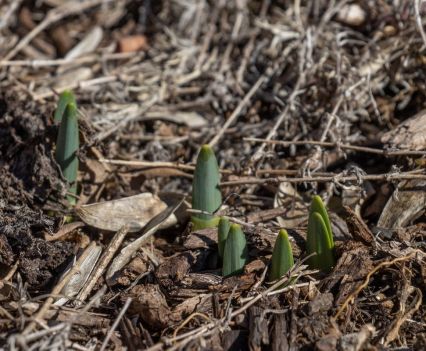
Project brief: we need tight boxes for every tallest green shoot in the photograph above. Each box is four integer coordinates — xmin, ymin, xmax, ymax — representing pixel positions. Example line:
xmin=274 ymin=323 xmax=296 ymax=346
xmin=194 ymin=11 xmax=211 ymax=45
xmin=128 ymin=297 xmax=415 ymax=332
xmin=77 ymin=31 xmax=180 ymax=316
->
xmin=191 ymin=145 xmax=222 ymax=230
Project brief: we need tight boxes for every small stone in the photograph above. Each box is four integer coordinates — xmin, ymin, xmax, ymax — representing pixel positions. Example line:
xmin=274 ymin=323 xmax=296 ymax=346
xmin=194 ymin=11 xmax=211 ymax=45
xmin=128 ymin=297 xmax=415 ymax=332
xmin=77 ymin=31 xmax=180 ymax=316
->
xmin=337 ymin=4 xmax=366 ymax=26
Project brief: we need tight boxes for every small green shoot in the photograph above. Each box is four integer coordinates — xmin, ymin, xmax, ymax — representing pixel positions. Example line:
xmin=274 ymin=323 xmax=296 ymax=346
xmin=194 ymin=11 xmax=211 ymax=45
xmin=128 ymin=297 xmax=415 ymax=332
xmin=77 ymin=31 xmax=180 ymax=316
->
xmin=269 ymin=229 xmax=294 ymax=285
xmin=55 ymin=100 xmax=79 ymax=205
xmin=191 ymin=145 xmax=222 ymax=230
xmin=54 ymin=90 xmax=76 ymax=123
xmin=222 ymin=224 xmax=248 ymax=277
xmin=306 ymin=196 xmax=335 ymax=272
xmin=218 ymin=216 xmax=230 ymax=259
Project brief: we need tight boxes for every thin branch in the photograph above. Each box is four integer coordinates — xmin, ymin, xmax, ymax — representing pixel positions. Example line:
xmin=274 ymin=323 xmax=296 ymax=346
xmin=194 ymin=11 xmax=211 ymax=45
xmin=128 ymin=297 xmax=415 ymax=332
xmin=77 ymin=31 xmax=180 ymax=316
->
xmin=0 ymin=52 xmax=140 ymax=67
xmin=209 ymin=75 xmax=267 ymax=148
xmin=221 ymin=172 xmax=426 ymax=186
xmin=100 ymin=297 xmax=132 ymax=351
xmin=76 ymin=225 xmax=130 ymax=303
xmin=245 ymin=137 xmax=426 ymax=157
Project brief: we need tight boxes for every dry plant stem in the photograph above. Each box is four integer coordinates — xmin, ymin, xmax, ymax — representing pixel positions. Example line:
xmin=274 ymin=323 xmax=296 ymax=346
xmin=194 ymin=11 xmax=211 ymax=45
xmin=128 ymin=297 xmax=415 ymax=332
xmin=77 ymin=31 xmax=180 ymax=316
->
xmin=100 ymin=158 xmax=196 ymax=172
xmin=221 ymin=172 xmax=426 ymax=186
xmin=245 ymin=137 xmax=426 ymax=157
xmin=334 ymin=251 xmax=420 ymax=319
xmin=95 ymin=96 xmax=158 ymax=141
xmin=34 ymin=74 xmax=121 ymax=100
xmin=2 ymin=0 xmax=118 ymax=61
xmin=23 ymin=241 xmax=97 ymax=335
xmin=172 ymin=313 xmax=211 ymax=340
xmin=100 ymin=158 xmax=334 ymax=177
xmin=100 ymin=297 xmax=132 ymax=351
xmin=384 ymin=287 xmax=422 ymax=346
xmin=1 ymin=260 xmax=19 ymax=281
xmin=0 ymin=0 xmax=23 ymax=30
xmin=415 ymin=0 xmax=426 ymax=49
xmin=77 ymin=225 xmax=130 ymax=303
xmin=0 ymin=52 xmax=140 ymax=67
xmin=209 ymin=75 xmax=267 ymax=148
xmin=16 ymin=324 xmax=69 ymax=345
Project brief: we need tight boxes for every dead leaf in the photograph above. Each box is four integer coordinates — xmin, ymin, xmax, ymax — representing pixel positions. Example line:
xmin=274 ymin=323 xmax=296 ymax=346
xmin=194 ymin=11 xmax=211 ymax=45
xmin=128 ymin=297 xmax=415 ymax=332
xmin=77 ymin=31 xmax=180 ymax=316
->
xmin=76 ymin=193 xmax=177 ymax=232
xmin=65 ymin=26 xmax=103 ymax=60
xmin=106 ymin=197 xmax=183 ymax=284
xmin=55 ymin=244 xmax=102 ymax=306
xmin=377 ymin=180 xmax=426 ymax=229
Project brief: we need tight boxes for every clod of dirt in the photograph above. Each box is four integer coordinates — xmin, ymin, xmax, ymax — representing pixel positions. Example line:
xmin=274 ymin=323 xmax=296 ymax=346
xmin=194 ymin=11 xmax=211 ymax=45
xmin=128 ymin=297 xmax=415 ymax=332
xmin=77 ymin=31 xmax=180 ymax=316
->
xmin=19 ymin=238 xmax=74 ymax=289
xmin=0 ymin=91 xmax=65 ymax=204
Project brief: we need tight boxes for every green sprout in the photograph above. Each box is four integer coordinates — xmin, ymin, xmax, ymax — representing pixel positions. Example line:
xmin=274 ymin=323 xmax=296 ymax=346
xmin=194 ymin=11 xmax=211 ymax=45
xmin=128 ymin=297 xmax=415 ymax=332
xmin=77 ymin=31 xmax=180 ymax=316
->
xmin=191 ymin=145 xmax=222 ymax=230
xmin=306 ymin=195 xmax=335 ymax=272
xmin=269 ymin=229 xmax=294 ymax=285
xmin=218 ymin=216 xmax=230 ymax=259
xmin=55 ymin=98 xmax=79 ymax=205
xmin=54 ymin=90 xmax=76 ymax=123
xmin=222 ymin=224 xmax=248 ymax=277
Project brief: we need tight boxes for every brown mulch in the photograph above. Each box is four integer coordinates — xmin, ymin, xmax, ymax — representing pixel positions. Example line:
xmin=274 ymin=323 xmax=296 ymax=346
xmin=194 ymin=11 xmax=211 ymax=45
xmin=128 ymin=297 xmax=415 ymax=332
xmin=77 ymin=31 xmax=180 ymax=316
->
xmin=0 ymin=1 xmax=426 ymax=350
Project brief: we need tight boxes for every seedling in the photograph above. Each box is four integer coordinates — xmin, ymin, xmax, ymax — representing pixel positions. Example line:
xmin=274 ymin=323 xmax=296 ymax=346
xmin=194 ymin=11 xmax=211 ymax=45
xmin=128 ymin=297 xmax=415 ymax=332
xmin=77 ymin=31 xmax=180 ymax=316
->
xmin=55 ymin=99 xmax=79 ymax=205
xmin=269 ymin=229 xmax=294 ymax=285
xmin=218 ymin=216 xmax=230 ymax=259
xmin=191 ymin=145 xmax=222 ymax=230
xmin=306 ymin=196 xmax=335 ymax=272
xmin=54 ymin=90 xmax=76 ymax=123
xmin=222 ymin=224 xmax=248 ymax=277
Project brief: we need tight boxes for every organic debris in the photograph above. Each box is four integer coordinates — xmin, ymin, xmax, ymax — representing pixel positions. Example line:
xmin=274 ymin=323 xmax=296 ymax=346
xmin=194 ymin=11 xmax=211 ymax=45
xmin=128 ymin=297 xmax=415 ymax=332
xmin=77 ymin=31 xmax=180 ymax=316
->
xmin=0 ymin=1 xmax=426 ymax=350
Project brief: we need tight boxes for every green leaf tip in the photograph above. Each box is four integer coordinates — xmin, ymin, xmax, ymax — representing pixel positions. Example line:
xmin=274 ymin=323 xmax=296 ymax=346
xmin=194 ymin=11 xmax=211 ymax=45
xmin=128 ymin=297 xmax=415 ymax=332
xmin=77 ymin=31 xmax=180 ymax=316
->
xmin=191 ymin=144 xmax=222 ymax=229
xmin=218 ymin=216 xmax=231 ymax=259
xmin=309 ymin=195 xmax=333 ymax=247
xmin=55 ymin=100 xmax=79 ymax=205
xmin=54 ymin=90 xmax=76 ymax=123
xmin=269 ymin=229 xmax=294 ymax=284
xmin=307 ymin=211 xmax=335 ymax=273
xmin=222 ymin=224 xmax=248 ymax=277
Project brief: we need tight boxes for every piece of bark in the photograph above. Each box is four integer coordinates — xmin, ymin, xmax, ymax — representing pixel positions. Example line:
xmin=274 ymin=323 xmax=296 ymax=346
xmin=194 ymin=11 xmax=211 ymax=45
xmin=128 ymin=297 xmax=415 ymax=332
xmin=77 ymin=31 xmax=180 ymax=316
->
xmin=271 ymin=313 xmax=289 ymax=351
xmin=248 ymin=306 xmax=269 ymax=351
xmin=343 ymin=206 xmax=375 ymax=245
xmin=381 ymin=110 xmax=426 ymax=150
xmin=221 ymin=330 xmax=248 ymax=351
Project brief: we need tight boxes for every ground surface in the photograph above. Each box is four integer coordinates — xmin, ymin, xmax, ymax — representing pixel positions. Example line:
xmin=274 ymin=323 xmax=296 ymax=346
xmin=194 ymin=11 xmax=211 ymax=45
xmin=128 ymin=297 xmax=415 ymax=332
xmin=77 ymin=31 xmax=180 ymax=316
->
xmin=0 ymin=1 xmax=425 ymax=350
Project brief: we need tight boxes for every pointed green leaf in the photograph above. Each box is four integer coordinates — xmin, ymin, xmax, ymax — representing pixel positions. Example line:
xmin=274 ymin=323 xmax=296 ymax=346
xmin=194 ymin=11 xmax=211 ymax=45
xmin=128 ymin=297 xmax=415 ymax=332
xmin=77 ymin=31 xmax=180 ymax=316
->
xmin=309 ymin=195 xmax=334 ymax=248
xmin=269 ymin=229 xmax=294 ymax=284
xmin=55 ymin=102 xmax=79 ymax=205
xmin=307 ymin=212 xmax=335 ymax=272
xmin=222 ymin=224 xmax=248 ymax=277
xmin=218 ymin=217 xmax=230 ymax=259
xmin=191 ymin=144 xmax=222 ymax=229
xmin=54 ymin=90 xmax=76 ymax=123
